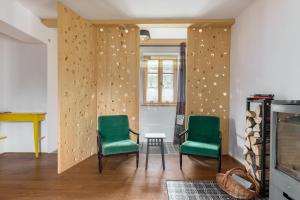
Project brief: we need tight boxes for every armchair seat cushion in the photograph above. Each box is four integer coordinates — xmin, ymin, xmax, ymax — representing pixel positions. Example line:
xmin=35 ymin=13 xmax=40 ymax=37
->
xmin=102 ymin=139 xmax=139 ymax=156
xmin=180 ymin=140 xmax=220 ymax=158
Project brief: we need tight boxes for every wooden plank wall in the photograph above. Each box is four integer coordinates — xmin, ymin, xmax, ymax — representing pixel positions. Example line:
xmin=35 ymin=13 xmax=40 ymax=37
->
xmin=187 ymin=25 xmax=231 ymax=153
xmin=57 ymin=3 xmax=230 ymax=172
xmin=57 ymin=3 xmax=97 ymax=173
xmin=95 ymin=25 xmax=140 ymax=134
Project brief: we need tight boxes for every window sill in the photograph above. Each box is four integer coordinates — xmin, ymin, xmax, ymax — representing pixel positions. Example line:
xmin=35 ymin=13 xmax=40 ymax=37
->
xmin=141 ymin=103 xmax=177 ymax=107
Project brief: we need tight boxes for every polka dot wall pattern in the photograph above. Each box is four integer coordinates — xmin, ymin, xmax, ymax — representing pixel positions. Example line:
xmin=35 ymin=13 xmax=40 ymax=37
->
xmin=96 ymin=25 xmax=140 ymax=136
xmin=58 ymin=3 xmax=97 ymax=173
xmin=187 ymin=25 xmax=230 ymax=153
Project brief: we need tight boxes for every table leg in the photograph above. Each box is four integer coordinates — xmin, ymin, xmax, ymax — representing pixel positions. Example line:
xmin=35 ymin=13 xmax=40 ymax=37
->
xmin=33 ymin=120 xmax=40 ymax=158
xmin=161 ymin=139 xmax=165 ymax=170
xmin=145 ymin=139 xmax=149 ymax=169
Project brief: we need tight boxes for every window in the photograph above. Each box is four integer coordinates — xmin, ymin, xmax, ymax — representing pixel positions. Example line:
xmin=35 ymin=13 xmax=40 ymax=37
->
xmin=143 ymin=56 xmax=177 ymax=105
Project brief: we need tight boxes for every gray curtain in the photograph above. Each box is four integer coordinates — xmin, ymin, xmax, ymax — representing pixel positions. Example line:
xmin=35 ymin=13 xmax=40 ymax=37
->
xmin=173 ymin=43 xmax=186 ymax=144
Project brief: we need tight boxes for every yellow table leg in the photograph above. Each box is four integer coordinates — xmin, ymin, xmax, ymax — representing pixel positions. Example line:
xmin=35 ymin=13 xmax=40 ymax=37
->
xmin=33 ymin=120 xmax=40 ymax=158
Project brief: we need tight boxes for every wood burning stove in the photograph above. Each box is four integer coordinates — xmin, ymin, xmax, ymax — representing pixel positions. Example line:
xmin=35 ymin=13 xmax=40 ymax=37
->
xmin=270 ymin=100 xmax=300 ymax=200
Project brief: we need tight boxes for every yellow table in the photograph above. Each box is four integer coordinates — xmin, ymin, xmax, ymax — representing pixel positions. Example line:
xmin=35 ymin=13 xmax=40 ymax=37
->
xmin=0 ymin=112 xmax=46 ymax=158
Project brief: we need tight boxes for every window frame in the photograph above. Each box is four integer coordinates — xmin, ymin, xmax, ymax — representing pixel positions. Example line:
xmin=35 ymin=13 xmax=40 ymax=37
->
xmin=143 ymin=55 xmax=178 ymax=106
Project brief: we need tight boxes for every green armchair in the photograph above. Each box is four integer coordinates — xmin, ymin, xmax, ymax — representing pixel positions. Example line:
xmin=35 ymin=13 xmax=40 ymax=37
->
xmin=97 ymin=115 xmax=139 ymax=173
xmin=179 ymin=115 xmax=222 ymax=172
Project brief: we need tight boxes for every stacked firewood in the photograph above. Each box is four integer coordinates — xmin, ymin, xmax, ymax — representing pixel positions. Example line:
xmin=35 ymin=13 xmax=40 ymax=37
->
xmin=243 ymin=105 xmax=270 ymax=181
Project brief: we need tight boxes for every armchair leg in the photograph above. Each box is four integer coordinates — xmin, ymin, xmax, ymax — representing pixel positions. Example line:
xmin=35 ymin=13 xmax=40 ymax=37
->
xmin=136 ymin=152 xmax=139 ymax=168
xmin=218 ymin=146 xmax=222 ymax=173
xmin=180 ymin=153 xmax=182 ymax=170
xmin=98 ymin=154 xmax=103 ymax=173
xmin=218 ymin=156 xmax=221 ymax=173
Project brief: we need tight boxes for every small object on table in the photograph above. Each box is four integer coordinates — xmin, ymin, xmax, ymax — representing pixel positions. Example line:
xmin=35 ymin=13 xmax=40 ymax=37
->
xmin=248 ymin=94 xmax=274 ymax=100
xmin=145 ymin=133 xmax=166 ymax=170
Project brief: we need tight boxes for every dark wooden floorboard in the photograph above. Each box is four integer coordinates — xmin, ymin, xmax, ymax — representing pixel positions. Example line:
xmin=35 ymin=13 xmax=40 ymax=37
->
xmin=0 ymin=153 xmax=241 ymax=200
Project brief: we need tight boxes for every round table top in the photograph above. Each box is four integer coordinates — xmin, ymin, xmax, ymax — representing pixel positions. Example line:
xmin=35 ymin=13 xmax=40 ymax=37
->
xmin=144 ymin=133 xmax=166 ymax=139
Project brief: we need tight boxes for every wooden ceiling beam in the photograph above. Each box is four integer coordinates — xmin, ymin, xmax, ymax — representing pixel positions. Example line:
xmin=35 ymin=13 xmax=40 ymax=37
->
xmin=140 ymin=39 xmax=186 ymax=46
xmin=41 ymin=18 xmax=57 ymax=28
xmin=91 ymin=18 xmax=235 ymax=27
xmin=41 ymin=18 xmax=235 ymax=28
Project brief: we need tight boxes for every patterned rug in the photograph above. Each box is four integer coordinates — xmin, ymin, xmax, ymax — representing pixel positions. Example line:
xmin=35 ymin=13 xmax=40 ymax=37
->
xmin=140 ymin=142 xmax=179 ymax=154
xmin=166 ymin=180 xmax=268 ymax=200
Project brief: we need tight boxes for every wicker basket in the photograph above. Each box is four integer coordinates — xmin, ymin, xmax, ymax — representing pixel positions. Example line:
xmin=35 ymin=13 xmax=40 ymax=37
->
xmin=216 ymin=167 xmax=260 ymax=200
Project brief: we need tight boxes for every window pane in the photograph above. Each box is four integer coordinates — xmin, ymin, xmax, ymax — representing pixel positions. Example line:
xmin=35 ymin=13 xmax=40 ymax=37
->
xmin=146 ymin=74 xmax=158 ymax=102
xmin=162 ymin=60 xmax=174 ymax=73
xmin=162 ymin=74 xmax=174 ymax=103
xmin=147 ymin=74 xmax=158 ymax=88
xmin=147 ymin=60 xmax=159 ymax=73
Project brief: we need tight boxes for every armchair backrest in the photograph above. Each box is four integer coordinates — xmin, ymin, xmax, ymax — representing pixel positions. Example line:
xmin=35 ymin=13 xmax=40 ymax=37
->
xmin=187 ymin=115 xmax=220 ymax=144
xmin=98 ymin=115 xmax=130 ymax=143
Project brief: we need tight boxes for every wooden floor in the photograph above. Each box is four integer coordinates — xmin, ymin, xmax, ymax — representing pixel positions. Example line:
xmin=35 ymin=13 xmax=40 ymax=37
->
xmin=0 ymin=153 xmax=240 ymax=200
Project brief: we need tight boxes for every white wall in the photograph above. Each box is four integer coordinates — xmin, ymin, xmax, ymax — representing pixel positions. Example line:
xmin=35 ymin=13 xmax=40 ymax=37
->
xmin=0 ymin=33 xmax=48 ymax=152
xmin=139 ymin=46 xmax=180 ymax=142
xmin=0 ymin=0 xmax=58 ymax=153
xmin=229 ymin=0 xmax=300 ymax=162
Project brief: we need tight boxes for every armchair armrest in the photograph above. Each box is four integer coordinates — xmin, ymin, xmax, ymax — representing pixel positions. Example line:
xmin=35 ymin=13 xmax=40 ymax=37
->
xmin=179 ymin=130 xmax=188 ymax=145
xmin=129 ymin=129 xmax=139 ymax=135
xmin=179 ymin=130 xmax=188 ymax=137
xmin=129 ymin=129 xmax=140 ymax=144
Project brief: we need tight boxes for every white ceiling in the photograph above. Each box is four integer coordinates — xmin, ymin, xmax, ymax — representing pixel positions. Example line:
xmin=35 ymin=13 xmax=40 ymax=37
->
xmin=16 ymin=0 xmax=254 ymax=19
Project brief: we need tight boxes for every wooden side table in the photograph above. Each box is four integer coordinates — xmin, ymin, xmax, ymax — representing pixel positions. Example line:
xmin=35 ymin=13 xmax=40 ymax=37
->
xmin=145 ymin=133 xmax=166 ymax=170
xmin=0 ymin=112 xmax=46 ymax=158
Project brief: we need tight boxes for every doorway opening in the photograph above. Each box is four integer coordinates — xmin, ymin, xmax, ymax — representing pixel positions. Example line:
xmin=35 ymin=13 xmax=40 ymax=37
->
xmin=138 ymin=25 xmax=188 ymax=151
